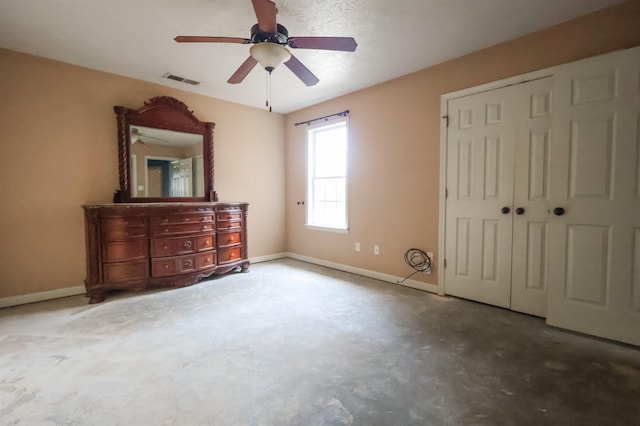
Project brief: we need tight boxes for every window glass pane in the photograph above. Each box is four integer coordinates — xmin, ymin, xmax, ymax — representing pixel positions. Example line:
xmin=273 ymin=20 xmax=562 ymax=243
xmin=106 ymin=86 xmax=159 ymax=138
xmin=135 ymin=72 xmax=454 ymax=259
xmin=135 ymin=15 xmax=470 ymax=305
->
xmin=336 ymin=178 xmax=346 ymax=202
xmin=326 ymin=178 xmax=337 ymax=201
xmin=314 ymin=179 xmax=326 ymax=201
xmin=314 ymin=126 xmax=346 ymax=178
xmin=307 ymin=118 xmax=348 ymax=230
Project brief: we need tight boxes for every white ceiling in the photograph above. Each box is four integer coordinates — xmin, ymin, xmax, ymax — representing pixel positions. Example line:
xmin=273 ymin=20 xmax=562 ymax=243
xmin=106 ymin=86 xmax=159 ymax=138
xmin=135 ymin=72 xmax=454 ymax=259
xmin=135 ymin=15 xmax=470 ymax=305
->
xmin=0 ymin=0 xmax=624 ymax=113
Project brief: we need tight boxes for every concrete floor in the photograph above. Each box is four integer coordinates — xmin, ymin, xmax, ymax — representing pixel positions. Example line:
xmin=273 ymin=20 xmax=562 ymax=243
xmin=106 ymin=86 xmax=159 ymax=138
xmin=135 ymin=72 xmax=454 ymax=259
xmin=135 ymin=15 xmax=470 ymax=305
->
xmin=1 ymin=258 xmax=639 ymax=425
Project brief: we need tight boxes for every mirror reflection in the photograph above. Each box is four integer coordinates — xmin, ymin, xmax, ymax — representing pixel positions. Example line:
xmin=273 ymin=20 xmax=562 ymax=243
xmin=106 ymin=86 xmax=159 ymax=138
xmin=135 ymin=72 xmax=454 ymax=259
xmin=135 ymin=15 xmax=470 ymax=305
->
xmin=129 ymin=125 xmax=204 ymax=198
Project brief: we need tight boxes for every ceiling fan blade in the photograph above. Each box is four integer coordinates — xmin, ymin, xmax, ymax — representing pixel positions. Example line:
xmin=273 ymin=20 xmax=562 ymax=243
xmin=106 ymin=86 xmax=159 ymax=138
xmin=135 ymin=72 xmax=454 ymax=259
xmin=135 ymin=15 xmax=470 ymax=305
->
xmin=251 ymin=0 xmax=277 ymax=34
xmin=227 ymin=56 xmax=259 ymax=84
xmin=288 ymin=37 xmax=357 ymax=52
xmin=284 ymin=54 xmax=319 ymax=87
xmin=174 ymin=36 xmax=250 ymax=44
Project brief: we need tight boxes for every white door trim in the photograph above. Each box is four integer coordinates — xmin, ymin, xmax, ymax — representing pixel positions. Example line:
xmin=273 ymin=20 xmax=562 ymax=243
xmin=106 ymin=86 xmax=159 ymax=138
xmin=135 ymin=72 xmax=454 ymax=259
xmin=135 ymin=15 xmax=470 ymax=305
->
xmin=438 ymin=67 xmax=558 ymax=297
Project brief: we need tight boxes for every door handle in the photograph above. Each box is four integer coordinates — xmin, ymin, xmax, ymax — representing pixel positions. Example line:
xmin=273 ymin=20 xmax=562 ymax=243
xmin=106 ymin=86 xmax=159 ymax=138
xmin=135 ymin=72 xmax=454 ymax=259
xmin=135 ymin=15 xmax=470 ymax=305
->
xmin=515 ymin=207 xmax=525 ymax=215
xmin=501 ymin=207 xmax=511 ymax=214
xmin=553 ymin=207 xmax=565 ymax=216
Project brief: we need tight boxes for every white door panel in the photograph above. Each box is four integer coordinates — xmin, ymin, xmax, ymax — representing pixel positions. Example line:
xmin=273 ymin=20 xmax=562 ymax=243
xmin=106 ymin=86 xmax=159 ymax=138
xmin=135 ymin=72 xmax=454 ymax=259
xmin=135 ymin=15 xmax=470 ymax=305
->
xmin=445 ymin=87 xmax=515 ymax=308
xmin=511 ymin=78 xmax=554 ymax=317
xmin=546 ymin=47 xmax=640 ymax=346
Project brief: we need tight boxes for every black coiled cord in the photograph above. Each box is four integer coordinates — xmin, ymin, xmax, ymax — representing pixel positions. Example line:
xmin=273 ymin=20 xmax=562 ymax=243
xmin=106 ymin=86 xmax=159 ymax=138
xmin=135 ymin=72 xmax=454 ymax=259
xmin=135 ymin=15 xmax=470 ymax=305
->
xmin=398 ymin=248 xmax=432 ymax=283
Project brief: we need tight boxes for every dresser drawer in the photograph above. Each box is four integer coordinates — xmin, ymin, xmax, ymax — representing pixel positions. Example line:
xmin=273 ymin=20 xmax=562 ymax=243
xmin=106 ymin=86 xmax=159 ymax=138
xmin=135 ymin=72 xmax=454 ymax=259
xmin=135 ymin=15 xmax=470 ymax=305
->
xmin=102 ymin=217 xmax=147 ymax=228
xmin=102 ymin=217 xmax=148 ymax=241
xmin=150 ymin=234 xmax=215 ymax=257
xmin=218 ymin=231 xmax=242 ymax=248
xmin=103 ymin=260 xmax=148 ymax=284
xmin=152 ymin=255 xmax=195 ymax=277
xmin=103 ymin=239 xmax=148 ymax=262
xmin=151 ymin=251 xmax=216 ymax=278
xmin=150 ymin=222 xmax=214 ymax=237
xmin=216 ymin=210 xmax=242 ymax=221
xmin=216 ymin=211 xmax=242 ymax=230
xmin=196 ymin=251 xmax=216 ymax=270
xmin=150 ymin=213 xmax=214 ymax=226
xmin=218 ymin=246 xmax=243 ymax=265
xmin=217 ymin=221 xmax=242 ymax=231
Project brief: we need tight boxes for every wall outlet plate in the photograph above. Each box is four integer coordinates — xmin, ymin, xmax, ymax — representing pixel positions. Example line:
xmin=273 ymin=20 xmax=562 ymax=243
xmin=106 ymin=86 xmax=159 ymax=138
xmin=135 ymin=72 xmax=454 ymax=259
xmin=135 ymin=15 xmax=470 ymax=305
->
xmin=355 ymin=242 xmax=361 ymax=252
xmin=374 ymin=245 xmax=380 ymax=255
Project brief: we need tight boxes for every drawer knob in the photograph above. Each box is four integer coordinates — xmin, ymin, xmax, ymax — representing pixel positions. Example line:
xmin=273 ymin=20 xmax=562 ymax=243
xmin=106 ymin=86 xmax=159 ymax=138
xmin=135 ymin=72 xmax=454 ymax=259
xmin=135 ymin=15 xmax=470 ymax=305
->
xmin=163 ymin=245 xmax=168 ymax=250
xmin=162 ymin=218 xmax=168 ymax=223
xmin=184 ymin=240 xmax=193 ymax=249
xmin=163 ymin=229 xmax=168 ymax=233
xmin=185 ymin=218 xmax=190 ymax=222
xmin=203 ymin=226 xmax=208 ymax=231
xmin=164 ymin=264 xmax=169 ymax=269
xmin=184 ymin=260 xmax=193 ymax=268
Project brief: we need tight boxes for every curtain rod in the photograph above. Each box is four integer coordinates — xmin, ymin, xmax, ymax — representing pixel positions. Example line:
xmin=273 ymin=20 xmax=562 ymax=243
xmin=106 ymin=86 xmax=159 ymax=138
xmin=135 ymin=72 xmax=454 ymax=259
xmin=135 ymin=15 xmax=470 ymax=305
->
xmin=294 ymin=110 xmax=349 ymax=127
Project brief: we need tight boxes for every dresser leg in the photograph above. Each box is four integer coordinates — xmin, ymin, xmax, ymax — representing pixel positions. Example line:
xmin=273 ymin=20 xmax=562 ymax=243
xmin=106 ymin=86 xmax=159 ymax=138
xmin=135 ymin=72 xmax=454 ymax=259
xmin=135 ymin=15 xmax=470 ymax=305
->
xmin=241 ymin=261 xmax=250 ymax=272
xmin=87 ymin=292 xmax=106 ymax=304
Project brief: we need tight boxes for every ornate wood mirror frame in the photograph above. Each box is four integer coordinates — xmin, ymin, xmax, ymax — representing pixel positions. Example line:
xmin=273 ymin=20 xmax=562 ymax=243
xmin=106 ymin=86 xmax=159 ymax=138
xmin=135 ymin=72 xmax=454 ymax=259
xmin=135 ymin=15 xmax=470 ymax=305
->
xmin=114 ymin=96 xmax=217 ymax=203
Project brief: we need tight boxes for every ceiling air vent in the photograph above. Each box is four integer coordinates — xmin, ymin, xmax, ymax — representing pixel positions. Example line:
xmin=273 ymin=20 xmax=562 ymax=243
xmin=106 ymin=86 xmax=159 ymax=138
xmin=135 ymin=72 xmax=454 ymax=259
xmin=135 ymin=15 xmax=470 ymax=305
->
xmin=163 ymin=73 xmax=200 ymax=86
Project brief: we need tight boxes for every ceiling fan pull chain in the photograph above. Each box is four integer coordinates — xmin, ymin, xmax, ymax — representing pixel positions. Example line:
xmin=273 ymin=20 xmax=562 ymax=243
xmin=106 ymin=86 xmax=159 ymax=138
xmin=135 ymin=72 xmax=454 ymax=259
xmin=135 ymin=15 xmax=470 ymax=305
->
xmin=265 ymin=70 xmax=273 ymax=112
xmin=265 ymin=70 xmax=269 ymax=109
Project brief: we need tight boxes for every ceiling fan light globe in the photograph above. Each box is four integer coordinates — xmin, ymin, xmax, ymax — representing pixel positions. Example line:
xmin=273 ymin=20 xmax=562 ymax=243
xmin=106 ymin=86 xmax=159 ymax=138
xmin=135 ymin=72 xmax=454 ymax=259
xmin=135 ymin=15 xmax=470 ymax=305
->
xmin=250 ymin=43 xmax=291 ymax=70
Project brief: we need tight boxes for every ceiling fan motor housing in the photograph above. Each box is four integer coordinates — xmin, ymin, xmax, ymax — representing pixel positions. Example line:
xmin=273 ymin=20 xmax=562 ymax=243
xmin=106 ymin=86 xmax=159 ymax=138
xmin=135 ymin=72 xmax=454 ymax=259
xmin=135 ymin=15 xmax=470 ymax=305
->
xmin=250 ymin=23 xmax=289 ymax=44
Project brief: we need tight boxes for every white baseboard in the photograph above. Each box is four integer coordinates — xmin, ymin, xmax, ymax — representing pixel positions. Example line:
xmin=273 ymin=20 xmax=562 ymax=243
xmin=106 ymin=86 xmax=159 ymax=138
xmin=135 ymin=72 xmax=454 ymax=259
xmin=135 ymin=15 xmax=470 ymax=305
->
xmin=250 ymin=252 xmax=288 ymax=264
xmin=285 ymin=252 xmax=439 ymax=294
xmin=0 ymin=285 xmax=86 ymax=309
xmin=0 ymin=253 xmax=438 ymax=308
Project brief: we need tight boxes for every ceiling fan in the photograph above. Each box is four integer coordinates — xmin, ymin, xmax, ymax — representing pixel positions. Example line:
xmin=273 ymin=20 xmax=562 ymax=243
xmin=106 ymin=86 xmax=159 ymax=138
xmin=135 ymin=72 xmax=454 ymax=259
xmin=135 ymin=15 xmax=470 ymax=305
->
xmin=174 ymin=0 xmax=358 ymax=87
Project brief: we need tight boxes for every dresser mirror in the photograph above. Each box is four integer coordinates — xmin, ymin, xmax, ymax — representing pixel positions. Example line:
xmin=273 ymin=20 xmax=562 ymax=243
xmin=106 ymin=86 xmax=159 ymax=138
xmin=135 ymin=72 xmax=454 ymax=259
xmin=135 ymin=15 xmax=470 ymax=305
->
xmin=114 ymin=96 xmax=217 ymax=202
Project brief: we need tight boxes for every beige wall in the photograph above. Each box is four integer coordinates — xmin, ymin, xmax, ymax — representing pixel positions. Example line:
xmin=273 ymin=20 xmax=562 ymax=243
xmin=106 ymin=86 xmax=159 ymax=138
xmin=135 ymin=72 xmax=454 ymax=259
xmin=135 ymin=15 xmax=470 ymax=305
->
xmin=0 ymin=48 xmax=286 ymax=298
xmin=284 ymin=1 xmax=640 ymax=285
xmin=2 ymin=1 xmax=639 ymax=301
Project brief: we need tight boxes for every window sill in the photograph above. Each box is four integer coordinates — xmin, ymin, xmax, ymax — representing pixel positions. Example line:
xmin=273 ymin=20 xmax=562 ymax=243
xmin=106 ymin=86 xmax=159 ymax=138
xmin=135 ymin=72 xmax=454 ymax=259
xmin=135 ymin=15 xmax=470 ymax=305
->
xmin=305 ymin=224 xmax=349 ymax=234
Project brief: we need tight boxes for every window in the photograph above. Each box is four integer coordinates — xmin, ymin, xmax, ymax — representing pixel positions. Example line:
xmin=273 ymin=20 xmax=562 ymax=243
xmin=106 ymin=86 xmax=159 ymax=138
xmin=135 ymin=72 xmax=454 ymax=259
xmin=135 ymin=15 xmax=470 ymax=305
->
xmin=306 ymin=117 xmax=348 ymax=231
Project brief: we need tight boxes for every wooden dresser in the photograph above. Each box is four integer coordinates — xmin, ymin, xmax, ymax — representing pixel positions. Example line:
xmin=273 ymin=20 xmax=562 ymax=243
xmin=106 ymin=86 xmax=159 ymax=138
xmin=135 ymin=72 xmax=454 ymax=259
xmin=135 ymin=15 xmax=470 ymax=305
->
xmin=83 ymin=202 xmax=249 ymax=303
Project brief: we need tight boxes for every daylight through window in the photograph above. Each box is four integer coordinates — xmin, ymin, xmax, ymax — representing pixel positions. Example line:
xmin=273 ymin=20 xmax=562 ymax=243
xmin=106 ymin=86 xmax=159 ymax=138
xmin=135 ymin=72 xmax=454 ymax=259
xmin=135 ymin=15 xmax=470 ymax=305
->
xmin=306 ymin=118 xmax=348 ymax=230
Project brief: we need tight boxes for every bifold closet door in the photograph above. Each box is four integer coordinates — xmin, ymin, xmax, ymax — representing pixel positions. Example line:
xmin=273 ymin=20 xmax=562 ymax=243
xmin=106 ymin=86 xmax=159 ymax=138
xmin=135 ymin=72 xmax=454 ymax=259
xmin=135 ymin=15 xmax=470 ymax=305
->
xmin=444 ymin=85 xmax=517 ymax=309
xmin=510 ymin=77 xmax=554 ymax=317
xmin=444 ymin=77 xmax=554 ymax=316
xmin=546 ymin=47 xmax=640 ymax=346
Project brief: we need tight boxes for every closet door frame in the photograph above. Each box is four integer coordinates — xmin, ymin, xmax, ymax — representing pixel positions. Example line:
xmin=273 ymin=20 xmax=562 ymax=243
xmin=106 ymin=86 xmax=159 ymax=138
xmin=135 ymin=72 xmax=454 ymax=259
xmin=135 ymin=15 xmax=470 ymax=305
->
xmin=439 ymin=47 xmax=639 ymax=345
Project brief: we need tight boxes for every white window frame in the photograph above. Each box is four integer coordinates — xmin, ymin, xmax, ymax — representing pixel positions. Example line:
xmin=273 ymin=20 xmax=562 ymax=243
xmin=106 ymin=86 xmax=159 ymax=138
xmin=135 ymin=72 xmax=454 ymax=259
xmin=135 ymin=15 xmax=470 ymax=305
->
xmin=305 ymin=116 xmax=349 ymax=233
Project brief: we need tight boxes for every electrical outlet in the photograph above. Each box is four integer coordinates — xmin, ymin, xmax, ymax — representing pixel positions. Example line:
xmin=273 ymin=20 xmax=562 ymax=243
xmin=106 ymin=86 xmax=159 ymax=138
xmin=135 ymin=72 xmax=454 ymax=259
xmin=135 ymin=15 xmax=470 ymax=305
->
xmin=374 ymin=245 xmax=380 ymax=255
xmin=355 ymin=242 xmax=361 ymax=252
